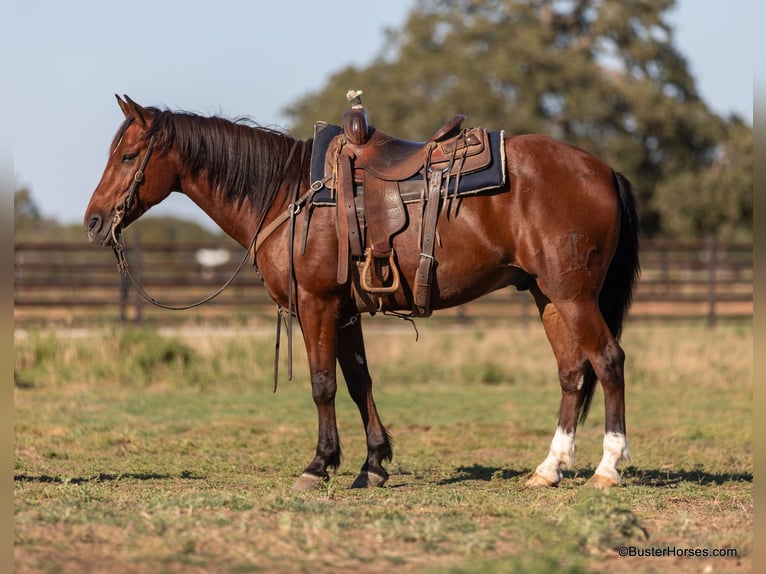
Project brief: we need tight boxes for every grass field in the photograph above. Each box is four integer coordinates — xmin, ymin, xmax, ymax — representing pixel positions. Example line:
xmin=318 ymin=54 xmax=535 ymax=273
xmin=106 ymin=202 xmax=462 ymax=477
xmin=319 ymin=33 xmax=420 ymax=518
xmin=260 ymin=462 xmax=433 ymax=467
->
xmin=14 ymin=321 xmax=752 ymax=573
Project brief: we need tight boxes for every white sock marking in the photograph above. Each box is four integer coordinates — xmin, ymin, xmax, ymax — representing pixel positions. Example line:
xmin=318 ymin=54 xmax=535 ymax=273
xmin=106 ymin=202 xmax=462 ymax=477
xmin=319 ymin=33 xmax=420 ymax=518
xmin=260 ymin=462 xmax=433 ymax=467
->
xmin=594 ymin=431 xmax=631 ymax=484
xmin=533 ymin=426 xmax=575 ymax=484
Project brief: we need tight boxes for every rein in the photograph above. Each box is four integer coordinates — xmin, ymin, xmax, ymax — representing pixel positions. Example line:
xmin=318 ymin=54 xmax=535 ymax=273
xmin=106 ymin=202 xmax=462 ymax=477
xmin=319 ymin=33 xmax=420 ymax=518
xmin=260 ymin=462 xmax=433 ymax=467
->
xmin=109 ymin=134 xmax=310 ymax=390
xmin=114 ymin=233 xmax=259 ymax=311
xmin=110 ymin=138 xmax=304 ymax=312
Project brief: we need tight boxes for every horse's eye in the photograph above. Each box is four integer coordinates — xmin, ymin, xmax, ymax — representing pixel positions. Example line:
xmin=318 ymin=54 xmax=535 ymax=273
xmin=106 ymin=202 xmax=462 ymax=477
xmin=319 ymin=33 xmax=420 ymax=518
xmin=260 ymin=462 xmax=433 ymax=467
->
xmin=121 ymin=153 xmax=138 ymax=163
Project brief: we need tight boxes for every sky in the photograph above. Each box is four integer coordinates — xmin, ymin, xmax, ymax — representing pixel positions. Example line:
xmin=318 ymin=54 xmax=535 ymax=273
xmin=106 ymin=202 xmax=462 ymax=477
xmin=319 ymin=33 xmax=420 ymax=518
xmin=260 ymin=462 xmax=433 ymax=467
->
xmin=5 ymin=0 xmax=757 ymax=229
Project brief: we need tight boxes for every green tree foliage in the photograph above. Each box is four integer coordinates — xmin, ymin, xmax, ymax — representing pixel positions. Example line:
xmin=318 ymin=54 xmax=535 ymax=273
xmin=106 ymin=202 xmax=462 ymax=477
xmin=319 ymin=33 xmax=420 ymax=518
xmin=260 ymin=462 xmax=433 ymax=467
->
xmin=284 ymin=0 xmax=751 ymax=240
xmin=125 ymin=216 xmax=225 ymax=243
xmin=653 ymin=117 xmax=752 ymax=240
xmin=14 ymin=188 xmax=60 ymax=240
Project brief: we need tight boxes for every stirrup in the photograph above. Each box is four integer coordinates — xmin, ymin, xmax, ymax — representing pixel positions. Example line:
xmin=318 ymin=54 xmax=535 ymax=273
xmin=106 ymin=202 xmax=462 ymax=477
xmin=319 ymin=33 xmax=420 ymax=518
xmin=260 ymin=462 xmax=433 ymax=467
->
xmin=360 ymin=248 xmax=400 ymax=294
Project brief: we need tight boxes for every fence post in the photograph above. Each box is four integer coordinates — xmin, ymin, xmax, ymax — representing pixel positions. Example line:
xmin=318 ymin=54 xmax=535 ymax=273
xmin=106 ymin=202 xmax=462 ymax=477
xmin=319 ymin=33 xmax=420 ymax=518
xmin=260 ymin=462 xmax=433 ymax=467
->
xmin=659 ymin=243 xmax=669 ymax=294
xmin=119 ymin=273 xmax=129 ymax=322
xmin=705 ymin=232 xmax=717 ymax=327
xmin=119 ymin=234 xmax=144 ymax=323
xmin=132 ymin=232 xmax=144 ymax=324
xmin=519 ymin=288 xmax=531 ymax=326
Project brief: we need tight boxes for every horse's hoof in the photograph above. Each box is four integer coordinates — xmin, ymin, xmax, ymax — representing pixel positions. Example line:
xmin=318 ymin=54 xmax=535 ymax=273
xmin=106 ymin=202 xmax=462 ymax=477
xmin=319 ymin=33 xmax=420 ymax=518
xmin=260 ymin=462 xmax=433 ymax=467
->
xmin=291 ymin=473 xmax=325 ymax=491
xmin=587 ymin=473 xmax=620 ymax=489
xmin=350 ymin=471 xmax=388 ymax=489
xmin=525 ymin=472 xmax=559 ymax=488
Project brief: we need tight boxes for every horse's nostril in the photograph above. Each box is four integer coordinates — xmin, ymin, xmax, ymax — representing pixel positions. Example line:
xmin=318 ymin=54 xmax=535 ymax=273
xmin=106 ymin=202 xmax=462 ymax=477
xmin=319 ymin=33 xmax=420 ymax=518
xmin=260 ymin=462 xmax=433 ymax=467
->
xmin=87 ymin=214 xmax=102 ymax=234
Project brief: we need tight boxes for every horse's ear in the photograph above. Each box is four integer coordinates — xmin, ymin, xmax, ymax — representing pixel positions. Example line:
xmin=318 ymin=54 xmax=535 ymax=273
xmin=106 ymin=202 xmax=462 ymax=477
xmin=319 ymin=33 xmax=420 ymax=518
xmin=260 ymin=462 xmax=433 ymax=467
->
xmin=116 ymin=94 xmax=131 ymax=118
xmin=116 ymin=94 xmax=149 ymax=126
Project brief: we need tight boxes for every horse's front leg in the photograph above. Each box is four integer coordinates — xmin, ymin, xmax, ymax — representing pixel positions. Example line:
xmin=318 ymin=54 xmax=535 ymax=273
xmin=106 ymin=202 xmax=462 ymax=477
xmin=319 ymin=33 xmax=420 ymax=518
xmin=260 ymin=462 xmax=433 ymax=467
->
xmin=337 ymin=315 xmax=393 ymax=488
xmin=292 ymin=298 xmax=343 ymax=491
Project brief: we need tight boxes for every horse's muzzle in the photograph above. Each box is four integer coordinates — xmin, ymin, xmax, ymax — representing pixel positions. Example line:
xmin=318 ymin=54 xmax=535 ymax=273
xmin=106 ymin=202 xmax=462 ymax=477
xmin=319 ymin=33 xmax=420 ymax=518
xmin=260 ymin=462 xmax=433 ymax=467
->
xmin=85 ymin=212 xmax=114 ymax=246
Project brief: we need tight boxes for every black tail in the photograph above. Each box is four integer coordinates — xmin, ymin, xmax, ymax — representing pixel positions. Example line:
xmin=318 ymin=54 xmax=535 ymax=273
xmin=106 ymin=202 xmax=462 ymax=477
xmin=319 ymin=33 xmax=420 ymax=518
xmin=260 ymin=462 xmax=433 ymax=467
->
xmin=578 ymin=171 xmax=640 ymax=424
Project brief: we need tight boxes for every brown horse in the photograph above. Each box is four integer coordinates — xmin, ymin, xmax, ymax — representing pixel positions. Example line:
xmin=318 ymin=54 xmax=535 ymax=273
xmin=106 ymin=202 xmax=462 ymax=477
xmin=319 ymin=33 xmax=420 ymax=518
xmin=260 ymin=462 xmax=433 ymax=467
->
xmin=85 ymin=95 xmax=639 ymax=490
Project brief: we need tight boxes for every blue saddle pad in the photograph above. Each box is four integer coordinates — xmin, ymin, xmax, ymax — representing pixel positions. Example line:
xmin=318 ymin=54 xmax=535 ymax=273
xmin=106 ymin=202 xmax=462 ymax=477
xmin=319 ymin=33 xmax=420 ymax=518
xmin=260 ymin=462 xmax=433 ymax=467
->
xmin=309 ymin=122 xmax=506 ymax=206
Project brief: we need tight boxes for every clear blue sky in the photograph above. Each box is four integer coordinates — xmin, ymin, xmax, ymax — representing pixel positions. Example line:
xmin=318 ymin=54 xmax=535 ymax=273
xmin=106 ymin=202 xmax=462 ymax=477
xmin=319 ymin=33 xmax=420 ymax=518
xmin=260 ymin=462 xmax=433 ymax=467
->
xmin=6 ymin=0 xmax=756 ymax=228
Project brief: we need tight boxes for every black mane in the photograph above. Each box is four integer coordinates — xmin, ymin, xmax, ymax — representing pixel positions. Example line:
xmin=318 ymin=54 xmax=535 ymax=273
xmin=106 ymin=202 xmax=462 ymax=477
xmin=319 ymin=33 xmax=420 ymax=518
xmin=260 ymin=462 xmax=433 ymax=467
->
xmin=125 ymin=108 xmax=307 ymax=217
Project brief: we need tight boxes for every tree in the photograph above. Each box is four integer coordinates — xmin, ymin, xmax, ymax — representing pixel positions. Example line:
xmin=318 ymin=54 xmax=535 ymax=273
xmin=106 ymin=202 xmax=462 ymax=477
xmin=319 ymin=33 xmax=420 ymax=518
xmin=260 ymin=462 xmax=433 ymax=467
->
xmin=14 ymin=188 xmax=59 ymax=240
xmin=653 ymin=116 xmax=752 ymax=240
xmin=14 ymin=188 xmax=41 ymax=222
xmin=284 ymin=0 xmax=752 ymax=239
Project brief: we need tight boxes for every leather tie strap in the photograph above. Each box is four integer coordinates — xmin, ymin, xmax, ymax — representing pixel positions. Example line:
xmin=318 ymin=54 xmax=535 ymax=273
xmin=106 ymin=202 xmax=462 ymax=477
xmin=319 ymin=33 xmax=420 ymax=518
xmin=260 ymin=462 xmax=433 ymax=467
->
xmin=336 ymin=149 xmax=362 ymax=284
xmin=413 ymin=168 xmax=443 ymax=317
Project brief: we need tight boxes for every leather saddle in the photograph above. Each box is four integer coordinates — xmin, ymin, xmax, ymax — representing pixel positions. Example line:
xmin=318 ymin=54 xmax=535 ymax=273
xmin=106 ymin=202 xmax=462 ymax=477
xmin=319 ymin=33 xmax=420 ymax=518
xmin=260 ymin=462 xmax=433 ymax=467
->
xmin=320 ymin=92 xmax=495 ymax=316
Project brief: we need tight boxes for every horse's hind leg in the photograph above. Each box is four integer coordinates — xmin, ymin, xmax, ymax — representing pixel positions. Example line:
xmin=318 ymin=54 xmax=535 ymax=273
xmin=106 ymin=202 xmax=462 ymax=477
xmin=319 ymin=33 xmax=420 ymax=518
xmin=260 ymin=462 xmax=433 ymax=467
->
xmin=337 ymin=316 xmax=393 ymax=488
xmin=543 ymin=295 xmax=631 ymax=488
xmin=526 ymin=286 xmax=590 ymax=487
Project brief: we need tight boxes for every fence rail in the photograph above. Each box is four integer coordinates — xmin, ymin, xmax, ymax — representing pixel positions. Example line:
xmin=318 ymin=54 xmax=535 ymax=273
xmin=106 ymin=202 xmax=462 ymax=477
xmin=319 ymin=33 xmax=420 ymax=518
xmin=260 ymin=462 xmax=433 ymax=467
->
xmin=14 ymin=238 xmax=752 ymax=327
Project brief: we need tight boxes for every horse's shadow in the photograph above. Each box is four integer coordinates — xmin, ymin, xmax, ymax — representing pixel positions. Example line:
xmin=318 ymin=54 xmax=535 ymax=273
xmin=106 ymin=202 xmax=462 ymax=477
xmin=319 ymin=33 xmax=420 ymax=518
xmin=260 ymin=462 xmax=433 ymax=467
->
xmin=438 ymin=464 xmax=752 ymax=487
xmin=16 ymin=466 xmax=752 ymax=489
xmin=438 ymin=465 xmax=528 ymax=484
xmin=621 ymin=467 xmax=752 ymax=487
xmin=14 ymin=470 xmax=203 ymax=484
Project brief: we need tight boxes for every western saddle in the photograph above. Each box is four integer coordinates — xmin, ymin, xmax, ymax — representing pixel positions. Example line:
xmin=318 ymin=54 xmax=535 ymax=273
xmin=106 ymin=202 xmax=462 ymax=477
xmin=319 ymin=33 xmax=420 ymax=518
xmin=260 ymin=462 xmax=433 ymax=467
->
xmin=320 ymin=90 xmax=496 ymax=317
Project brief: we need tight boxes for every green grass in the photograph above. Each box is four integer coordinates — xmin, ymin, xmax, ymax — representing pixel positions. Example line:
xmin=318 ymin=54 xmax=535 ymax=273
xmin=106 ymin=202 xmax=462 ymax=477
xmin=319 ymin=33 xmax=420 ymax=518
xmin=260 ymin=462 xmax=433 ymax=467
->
xmin=14 ymin=322 xmax=752 ymax=573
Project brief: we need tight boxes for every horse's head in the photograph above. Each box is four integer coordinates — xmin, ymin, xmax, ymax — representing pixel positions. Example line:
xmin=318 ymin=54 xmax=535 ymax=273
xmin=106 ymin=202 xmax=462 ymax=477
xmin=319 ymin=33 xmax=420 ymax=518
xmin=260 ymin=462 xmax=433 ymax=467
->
xmin=84 ymin=95 xmax=175 ymax=246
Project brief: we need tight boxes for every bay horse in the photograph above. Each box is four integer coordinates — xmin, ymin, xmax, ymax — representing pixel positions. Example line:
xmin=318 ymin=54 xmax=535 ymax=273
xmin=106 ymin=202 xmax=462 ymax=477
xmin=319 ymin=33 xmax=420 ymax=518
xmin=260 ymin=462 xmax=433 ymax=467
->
xmin=85 ymin=95 xmax=639 ymax=490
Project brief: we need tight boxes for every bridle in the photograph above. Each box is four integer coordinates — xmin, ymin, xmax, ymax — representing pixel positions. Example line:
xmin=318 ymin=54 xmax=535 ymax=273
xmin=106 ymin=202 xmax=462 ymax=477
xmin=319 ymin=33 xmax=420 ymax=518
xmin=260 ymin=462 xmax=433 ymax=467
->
xmin=110 ymin=134 xmax=156 ymax=258
xmin=109 ymin=132 xmax=306 ymax=312
xmin=105 ymin=127 xmax=314 ymax=388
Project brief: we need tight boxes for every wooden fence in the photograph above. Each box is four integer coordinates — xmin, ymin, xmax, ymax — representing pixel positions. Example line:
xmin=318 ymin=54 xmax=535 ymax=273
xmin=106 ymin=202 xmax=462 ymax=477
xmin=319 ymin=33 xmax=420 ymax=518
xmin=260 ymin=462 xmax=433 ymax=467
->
xmin=14 ymin=238 xmax=752 ymax=327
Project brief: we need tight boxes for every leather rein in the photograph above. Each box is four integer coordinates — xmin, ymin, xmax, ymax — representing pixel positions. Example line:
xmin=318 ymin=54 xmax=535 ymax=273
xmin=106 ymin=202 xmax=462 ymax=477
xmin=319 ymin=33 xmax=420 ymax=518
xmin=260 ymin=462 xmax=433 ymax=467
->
xmin=109 ymin=135 xmax=312 ymax=389
xmin=110 ymin=136 xmax=306 ymax=312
